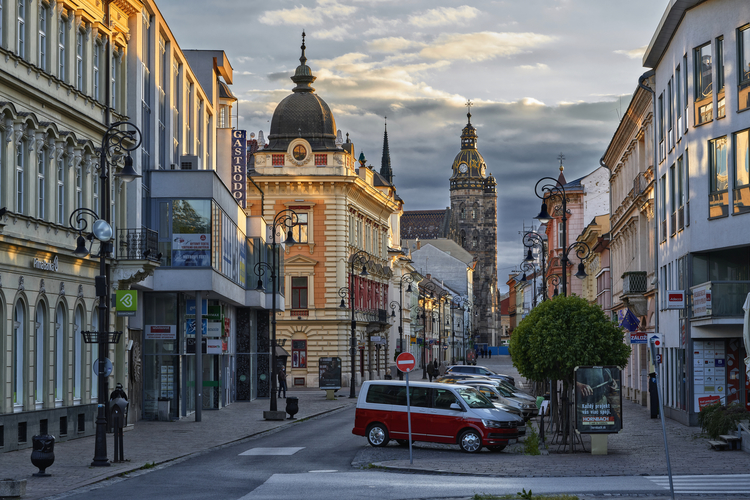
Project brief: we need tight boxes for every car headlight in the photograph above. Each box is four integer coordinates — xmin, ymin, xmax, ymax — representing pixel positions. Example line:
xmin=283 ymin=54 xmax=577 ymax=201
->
xmin=482 ymin=419 xmax=515 ymax=429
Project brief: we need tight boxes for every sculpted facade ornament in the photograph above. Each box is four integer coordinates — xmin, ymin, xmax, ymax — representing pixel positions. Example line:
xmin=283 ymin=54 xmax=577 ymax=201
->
xmin=40 ymin=279 xmax=46 ymax=294
xmin=18 ymin=276 xmax=24 ymax=292
xmin=59 ymin=281 xmax=65 ymax=296
xmin=4 ymin=118 xmax=13 ymax=142
xmin=78 ymin=284 xmax=84 ymax=299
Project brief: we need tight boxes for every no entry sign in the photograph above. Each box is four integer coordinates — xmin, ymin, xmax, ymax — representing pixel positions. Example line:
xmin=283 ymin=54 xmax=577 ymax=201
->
xmin=396 ymin=352 xmax=417 ymax=373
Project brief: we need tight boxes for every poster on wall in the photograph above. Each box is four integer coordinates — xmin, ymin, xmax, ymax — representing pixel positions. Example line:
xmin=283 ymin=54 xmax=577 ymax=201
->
xmin=319 ymin=357 xmax=342 ymax=390
xmin=693 ymin=340 xmax=727 ymax=411
xmin=574 ymin=366 xmax=623 ymax=434
xmin=145 ymin=325 xmax=177 ymax=340
xmin=172 ymin=233 xmax=211 ymax=267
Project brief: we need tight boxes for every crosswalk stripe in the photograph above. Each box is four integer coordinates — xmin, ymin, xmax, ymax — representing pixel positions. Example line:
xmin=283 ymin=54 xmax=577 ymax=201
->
xmin=647 ymin=474 xmax=750 ymax=493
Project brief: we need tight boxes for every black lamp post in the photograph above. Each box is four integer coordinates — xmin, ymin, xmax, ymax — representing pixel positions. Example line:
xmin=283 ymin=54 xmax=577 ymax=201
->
xmin=519 ymin=261 xmax=538 ymax=309
xmin=70 ymin=122 xmax=141 ymax=467
xmin=390 ymin=272 xmax=418 ymax=356
xmin=338 ymin=249 xmax=370 ymax=398
xmin=533 ymin=177 xmax=592 ymax=296
xmin=255 ymin=209 xmax=298 ymax=417
xmin=434 ymin=289 xmax=452 ymax=363
xmin=453 ymin=296 xmax=472 ymax=363
xmin=418 ymin=281 xmax=436 ymax=378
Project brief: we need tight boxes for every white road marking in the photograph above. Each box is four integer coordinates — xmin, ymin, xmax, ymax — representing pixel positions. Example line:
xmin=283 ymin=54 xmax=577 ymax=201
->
xmin=239 ymin=447 xmax=305 ymax=456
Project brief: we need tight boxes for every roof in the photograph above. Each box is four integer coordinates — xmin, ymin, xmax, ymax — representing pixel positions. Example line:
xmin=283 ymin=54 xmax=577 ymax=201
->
xmin=404 ymin=238 xmax=474 ymax=266
xmin=401 ymin=210 xmax=449 ymax=239
xmin=643 ymin=0 xmax=704 ymax=68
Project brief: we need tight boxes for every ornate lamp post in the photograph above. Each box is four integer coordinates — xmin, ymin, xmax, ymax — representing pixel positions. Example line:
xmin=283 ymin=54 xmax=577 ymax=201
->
xmin=389 ymin=271 xmax=418 ymax=357
xmin=254 ymin=209 xmax=298 ymax=417
xmin=417 ymin=281 xmax=436 ymax=378
xmin=434 ymin=289 xmax=452 ymax=363
xmin=69 ymin=122 xmax=141 ymax=467
xmin=453 ymin=296 xmax=472 ymax=363
xmin=519 ymin=261 xmax=538 ymax=309
xmin=338 ymin=249 xmax=370 ymax=398
xmin=533 ymin=177 xmax=592 ymax=296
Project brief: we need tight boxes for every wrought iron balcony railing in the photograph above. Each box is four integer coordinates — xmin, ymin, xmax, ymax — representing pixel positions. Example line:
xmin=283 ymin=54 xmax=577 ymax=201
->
xmin=622 ymin=271 xmax=647 ymax=295
xmin=117 ymin=228 xmax=160 ymax=261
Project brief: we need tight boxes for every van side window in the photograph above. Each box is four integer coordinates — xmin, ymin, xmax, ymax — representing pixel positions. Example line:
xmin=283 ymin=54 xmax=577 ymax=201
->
xmin=393 ymin=387 xmax=430 ymax=407
xmin=365 ymin=384 xmax=400 ymax=405
xmin=433 ymin=388 xmax=459 ymax=410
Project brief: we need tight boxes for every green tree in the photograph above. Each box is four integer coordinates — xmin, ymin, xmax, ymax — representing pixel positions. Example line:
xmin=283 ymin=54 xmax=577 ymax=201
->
xmin=509 ymin=295 xmax=630 ymax=384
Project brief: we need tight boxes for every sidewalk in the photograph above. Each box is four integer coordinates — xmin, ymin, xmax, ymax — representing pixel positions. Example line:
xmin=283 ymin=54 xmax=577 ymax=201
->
xmin=374 ymin=356 xmax=750 ymax=477
xmin=0 ymin=390 xmax=356 ymax=500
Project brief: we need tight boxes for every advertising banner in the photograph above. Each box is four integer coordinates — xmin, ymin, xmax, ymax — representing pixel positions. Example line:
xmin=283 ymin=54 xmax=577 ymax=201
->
xmin=574 ymin=366 xmax=623 ymax=434
xmin=231 ymin=129 xmax=247 ymax=208
xmin=172 ymin=234 xmax=211 ymax=267
xmin=319 ymin=357 xmax=342 ymax=390
xmin=692 ymin=284 xmax=712 ymax=317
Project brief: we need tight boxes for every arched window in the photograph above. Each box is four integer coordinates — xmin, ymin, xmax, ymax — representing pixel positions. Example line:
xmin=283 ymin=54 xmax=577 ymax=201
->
xmin=55 ymin=303 xmax=65 ymax=405
xmin=37 ymin=145 xmax=46 ymax=219
xmin=472 ymin=203 xmax=479 ymax=220
xmin=16 ymin=137 xmax=26 ymax=214
xmin=57 ymin=152 xmax=65 ymax=224
xmin=459 ymin=203 xmax=465 ymax=220
xmin=13 ymin=301 xmax=26 ymax=409
xmin=35 ymin=303 xmax=47 ymax=408
xmin=74 ymin=306 xmax=84 ymax=401
xmin=460 ymin=230 xmax=466 ymax=247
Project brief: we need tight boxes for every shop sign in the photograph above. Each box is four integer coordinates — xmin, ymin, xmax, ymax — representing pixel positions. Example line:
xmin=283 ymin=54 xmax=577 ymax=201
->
xmin=206 ymin=321 xmax=222 ymax=338
xmin=666 ymin=290 xmax=685 ymax=309
xmin=206 ymin=338 xmax=223 ymax=354
xmin=186 ymin=318 xmax=208 ymax=337
xmin=186 ymin=300 xmax=208 ymax=316
xmin=698 ymin=395 xmax=721 ymax=411
xmin=370 ymin=336 xmax=382 ymax=342
xmin=33 ymin=255 xmax=58 ymax=272
xmin=630 ymin=332 xmax=648 ymax=344
xmin=224 ymin=317 xmax=231 ymax=337
xmin=692 ymin=285 xmax=712 ymax=317
xmin=145 ymin=325 xmax=177 ymax=340
xmin=116 ymin=290 xmax=137 ymax=317
xmin=231 ymin=129 xmax=247 ymax=208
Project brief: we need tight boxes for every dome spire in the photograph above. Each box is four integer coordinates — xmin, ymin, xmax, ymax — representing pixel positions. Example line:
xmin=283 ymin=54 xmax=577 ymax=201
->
xmin=466 ymin=99 xmax=473 ymax=124
xmin=291 ymin=30 xmax=316 ymax=93
xmin=460 ymin=100 xmax=477 ymax=150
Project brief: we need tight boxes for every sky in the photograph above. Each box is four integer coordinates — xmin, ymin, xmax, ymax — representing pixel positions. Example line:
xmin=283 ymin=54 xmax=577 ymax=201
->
xmin=159 ymin=0 xmax=667 ymax=293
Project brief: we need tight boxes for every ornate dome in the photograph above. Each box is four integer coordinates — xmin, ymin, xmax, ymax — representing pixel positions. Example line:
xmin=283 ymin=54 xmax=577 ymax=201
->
xmin=266 ymin=33 xmax=338 ymax=151
xmin=450 ymin=110 xmax=486 ymax=180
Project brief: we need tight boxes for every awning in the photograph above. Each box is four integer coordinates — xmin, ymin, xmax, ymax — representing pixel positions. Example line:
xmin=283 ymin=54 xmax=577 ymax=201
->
xmin=275 ymin=346 xmax=290 ymax=357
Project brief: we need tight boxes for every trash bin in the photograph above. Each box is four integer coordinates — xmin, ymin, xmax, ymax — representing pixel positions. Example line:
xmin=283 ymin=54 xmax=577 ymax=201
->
xmin=285 ymin=396 xmax=299 ymax=419
xmin=158 ymin=397 xmax=171 ymax=421
xmin=30 ymin=434 xmax=55 ymax=476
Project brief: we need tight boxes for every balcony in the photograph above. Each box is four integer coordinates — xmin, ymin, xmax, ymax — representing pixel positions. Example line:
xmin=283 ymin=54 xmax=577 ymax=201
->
xmin=622 ymin=271 xmax=647 ymax=295
xmin=117 ymin=228 xmax=160 ymax=261
xmin=691 ymin=281 xmax=750 ymax=319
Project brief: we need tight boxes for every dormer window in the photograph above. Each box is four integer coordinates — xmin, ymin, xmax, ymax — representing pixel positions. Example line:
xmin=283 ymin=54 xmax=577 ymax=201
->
xmin=293 ymin=145 xmax=307 ymax=161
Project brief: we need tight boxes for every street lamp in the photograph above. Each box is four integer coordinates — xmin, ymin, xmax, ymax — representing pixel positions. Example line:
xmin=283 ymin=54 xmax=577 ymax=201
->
xmin=519 ymin=261 xmax=538 ymax=309
xmin=338 ymin=249 xmax=370 ymax=398
xmin=69 ymin=121 xmax=141 ymax=467
xmin=255 ymin=209 xmax=298 ymax=417
xmin=418 ymin=281 xmax=436 ymax=378
xmin=533 ymin=177 xmax=592 ymax=296
xmin=434 ymin=289 xmax=452 ymax=364
xmin=453 ymin=296 xmax=472 ymax=364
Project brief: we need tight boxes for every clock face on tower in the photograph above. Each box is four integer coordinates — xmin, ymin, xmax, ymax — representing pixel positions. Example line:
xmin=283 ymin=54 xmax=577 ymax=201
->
xmin=459 ymin=163 xmax=468 ymax=173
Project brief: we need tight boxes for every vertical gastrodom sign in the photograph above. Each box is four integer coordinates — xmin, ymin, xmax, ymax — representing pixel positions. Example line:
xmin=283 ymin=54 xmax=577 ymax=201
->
xmin=231 ymin=129 xmax=247 ymax=208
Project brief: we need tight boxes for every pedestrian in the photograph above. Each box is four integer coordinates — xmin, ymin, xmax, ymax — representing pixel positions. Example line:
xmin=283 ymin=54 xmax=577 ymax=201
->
xmin=648 ymin=372 xmax=659 ymax=418
xmin=277 ymin=365 xmax=288 ymax=398
xmin=488 ymin=349 xmax=492 ymax=359
xmin=427 ymin=359 xmax=434 ymax=382
xmin=438 ymin=361 xmax=446 ymax=377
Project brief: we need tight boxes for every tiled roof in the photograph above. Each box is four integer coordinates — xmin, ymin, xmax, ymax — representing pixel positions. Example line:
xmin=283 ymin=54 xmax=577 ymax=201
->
xmin=401 ymin=210 xmax=448 ymax=239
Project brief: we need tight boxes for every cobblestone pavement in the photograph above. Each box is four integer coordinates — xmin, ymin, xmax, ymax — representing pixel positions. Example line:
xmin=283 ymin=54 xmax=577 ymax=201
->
xmin=0 ymin=390 xmax=354 ymax=500
xmin=367 ymin=356 xmax=750 ymax=479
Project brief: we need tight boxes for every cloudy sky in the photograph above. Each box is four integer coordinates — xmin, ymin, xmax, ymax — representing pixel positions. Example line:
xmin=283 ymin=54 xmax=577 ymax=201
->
xmin=160 ymin=0 xmax=666 ymax=292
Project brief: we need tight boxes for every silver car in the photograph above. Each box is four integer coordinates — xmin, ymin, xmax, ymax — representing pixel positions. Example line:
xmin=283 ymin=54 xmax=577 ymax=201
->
xmin=457 ymin=380 xmax=538 ymax=420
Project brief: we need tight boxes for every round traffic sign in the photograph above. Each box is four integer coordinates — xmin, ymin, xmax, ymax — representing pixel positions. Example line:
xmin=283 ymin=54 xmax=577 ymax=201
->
xmin=396 ymin=352 xmax=417 ymax=373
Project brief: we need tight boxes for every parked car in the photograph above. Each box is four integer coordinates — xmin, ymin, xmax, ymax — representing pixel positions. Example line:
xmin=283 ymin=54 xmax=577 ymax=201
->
xmin=352 ymin=380 xmax=522 ymax=453
xmin=456 ymin=380 xmax=538 ymax=421
xmin=446 ymin=365 xmax=515 ymax=386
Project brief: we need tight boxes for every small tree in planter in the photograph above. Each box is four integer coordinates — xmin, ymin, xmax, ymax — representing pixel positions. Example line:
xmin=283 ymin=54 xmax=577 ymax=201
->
xmin=697 ymin=402 xmax=750 ymax=439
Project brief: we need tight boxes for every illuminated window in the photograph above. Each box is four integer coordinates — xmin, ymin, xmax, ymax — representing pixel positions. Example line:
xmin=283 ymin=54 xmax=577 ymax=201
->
xmin=293 ymin=145 xmax=306 ymax=161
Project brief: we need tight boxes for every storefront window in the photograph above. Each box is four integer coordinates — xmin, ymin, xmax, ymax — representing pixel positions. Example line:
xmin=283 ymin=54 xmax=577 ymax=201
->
xmin=143 ymin=293 xmax=180 ymax=420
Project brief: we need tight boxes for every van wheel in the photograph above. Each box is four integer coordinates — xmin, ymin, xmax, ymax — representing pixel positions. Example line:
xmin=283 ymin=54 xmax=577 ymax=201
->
xmin=458 ymin=429 xmax=482 ymax=453
xmin=366 ymin=424 xmax=390 ymax=447
xmin=487 ymin=445 xmax=506 ymax=452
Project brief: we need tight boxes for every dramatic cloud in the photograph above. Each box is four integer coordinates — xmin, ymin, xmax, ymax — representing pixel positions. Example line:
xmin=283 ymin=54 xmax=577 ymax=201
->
xmin=419 ymin=32 xmax=555 ymax=62
xmin=259 ymin=1 xmax=357 ymax=26
xmin=408 ymin=6 xmax=480 ymax=27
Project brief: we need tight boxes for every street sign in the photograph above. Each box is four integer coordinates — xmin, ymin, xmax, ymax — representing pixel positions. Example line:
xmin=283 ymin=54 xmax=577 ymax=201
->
xmin=92 ymin=358 xmax=113 ymax=377
xmin=630 ymin=332 xmax=648 ymax=344
xmin=650 ymin=334 xmax=664 ymax=347
xmin=396 ymin=352 xmax=417 ymax=373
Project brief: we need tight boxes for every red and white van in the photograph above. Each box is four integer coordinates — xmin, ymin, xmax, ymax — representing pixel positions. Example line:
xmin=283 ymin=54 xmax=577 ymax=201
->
xmin=352 ymin=380 xmax=521 ymax=453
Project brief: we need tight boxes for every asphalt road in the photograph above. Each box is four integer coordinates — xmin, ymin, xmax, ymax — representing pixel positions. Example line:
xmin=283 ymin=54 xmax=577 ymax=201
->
xmin=49 ymin=404 xmax=750 ymax=500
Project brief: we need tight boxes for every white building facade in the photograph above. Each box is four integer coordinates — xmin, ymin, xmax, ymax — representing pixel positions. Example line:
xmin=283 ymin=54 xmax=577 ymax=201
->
xmin=643 ymin=0 xmax=750 ymax=424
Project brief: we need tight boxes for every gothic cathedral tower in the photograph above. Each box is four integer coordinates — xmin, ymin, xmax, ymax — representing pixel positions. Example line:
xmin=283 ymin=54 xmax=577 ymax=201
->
xmin=449 ymin=105 xmax=499 ymax=346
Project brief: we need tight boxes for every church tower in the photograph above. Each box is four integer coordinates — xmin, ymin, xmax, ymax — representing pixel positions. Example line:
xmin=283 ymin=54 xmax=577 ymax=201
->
xmin=449 ymin=103 xmax=499 ymax=346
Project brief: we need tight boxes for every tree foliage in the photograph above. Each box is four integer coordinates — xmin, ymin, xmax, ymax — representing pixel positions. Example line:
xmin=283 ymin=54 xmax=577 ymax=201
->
xmin=509 ymin=295 xmax=630 ymax=384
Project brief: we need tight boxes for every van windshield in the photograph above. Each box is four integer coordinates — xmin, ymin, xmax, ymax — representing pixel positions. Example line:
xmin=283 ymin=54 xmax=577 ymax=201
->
xmin=456 ymin=387 xmax=495 ymax=409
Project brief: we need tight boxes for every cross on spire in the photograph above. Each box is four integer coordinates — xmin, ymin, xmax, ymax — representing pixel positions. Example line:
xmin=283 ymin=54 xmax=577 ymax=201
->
xmin=558 ymin=152 xmax=565 ymax=172
xmin=465 ymin=99 xmax=473 ymax=123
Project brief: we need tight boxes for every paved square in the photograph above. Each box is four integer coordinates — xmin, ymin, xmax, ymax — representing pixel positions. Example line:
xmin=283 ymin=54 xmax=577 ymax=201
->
xmin=239 ymin=447 xmax=305 ymax=456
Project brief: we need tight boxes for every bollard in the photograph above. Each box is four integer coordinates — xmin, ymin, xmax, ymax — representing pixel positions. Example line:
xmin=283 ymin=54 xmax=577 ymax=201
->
xmin=30 ymin=435 xmax=55 ymax=476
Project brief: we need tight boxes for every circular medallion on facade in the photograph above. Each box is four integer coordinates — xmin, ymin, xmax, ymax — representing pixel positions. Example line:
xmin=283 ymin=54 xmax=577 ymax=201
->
xmin=293 ymin=145 xmax=307 ymax=161
xmin=459 ymin=163 xmax=468 ymax=173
